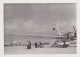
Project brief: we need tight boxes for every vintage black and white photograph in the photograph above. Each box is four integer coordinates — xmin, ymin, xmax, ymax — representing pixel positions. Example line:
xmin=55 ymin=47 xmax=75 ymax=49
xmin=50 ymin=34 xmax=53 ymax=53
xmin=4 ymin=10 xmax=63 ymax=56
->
xmin=4 ymin=3 xmax=76 ymax=54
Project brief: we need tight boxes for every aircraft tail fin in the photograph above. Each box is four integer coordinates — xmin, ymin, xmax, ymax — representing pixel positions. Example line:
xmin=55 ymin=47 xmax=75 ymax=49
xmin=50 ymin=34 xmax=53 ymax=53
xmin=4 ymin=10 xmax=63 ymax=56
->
xmin=53 ymin=24 xmax=62 ymax=36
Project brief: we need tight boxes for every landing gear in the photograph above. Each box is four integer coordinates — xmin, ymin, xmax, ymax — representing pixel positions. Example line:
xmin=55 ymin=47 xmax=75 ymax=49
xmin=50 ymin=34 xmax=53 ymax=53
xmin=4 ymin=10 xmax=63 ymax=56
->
xmin=63 ymin=44 xmax=68 ymax=48
xmin=62 ymin=41 xmax=68 ymax=48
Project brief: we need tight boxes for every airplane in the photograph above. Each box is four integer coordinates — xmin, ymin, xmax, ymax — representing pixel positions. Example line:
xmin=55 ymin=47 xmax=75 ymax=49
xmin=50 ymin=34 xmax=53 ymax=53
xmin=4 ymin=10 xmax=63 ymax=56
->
xmin=10 ymin=24 xmax=76 ymax=40
xmin=9 ymin=24 xmax=76 ymax=48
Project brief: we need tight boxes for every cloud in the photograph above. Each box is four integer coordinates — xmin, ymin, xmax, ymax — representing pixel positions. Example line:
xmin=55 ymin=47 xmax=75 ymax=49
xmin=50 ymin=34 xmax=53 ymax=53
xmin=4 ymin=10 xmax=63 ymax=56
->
xmin=4 ymin=4 xmax=76 ymax=35
xmin=23 ymin=20 xmax=38 ymax=30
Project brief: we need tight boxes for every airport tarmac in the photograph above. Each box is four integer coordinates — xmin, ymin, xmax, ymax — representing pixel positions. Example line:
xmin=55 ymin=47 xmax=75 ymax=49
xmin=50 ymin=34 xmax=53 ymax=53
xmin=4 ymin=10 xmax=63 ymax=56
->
xmin=4 ymin=46 xmax=76 ymax=54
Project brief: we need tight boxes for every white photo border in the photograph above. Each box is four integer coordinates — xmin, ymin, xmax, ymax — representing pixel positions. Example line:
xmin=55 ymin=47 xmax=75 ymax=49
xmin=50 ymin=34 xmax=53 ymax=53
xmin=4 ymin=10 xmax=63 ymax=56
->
xmin=0 ymin=0 xmax=80 ymax=57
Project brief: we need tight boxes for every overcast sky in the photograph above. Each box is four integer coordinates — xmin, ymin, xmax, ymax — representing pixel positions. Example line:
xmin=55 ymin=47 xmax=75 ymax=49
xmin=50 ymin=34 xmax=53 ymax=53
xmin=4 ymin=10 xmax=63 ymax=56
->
xmin=4 ymin=3 xmax=76 ymax=35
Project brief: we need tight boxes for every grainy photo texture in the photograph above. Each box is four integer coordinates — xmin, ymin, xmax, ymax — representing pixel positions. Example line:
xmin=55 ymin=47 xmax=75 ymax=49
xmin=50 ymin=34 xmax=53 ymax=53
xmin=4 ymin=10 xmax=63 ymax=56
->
xmin=4 ymin=3 xmax=76 ymax=54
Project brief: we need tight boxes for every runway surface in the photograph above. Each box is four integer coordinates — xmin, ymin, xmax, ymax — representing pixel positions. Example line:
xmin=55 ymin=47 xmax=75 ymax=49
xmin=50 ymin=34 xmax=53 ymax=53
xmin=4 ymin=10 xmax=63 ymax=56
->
xmin=4 ymin=47 xmax=76 ymax=54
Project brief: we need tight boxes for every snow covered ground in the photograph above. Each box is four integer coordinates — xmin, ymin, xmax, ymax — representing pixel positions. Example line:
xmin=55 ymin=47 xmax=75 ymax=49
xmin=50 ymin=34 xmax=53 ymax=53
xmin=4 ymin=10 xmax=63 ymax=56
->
xmin=4 ymin=46 xmax=76 ymax=54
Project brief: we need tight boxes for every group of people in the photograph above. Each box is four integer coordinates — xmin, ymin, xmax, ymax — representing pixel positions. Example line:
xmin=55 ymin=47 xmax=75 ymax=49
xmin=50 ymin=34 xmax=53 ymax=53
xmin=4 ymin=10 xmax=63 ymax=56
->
xmin=34 ymin=41 xmax=43 ymax=48
xmin=27 ymin=41 xmax=31 ymax=49
xmin=26 ymin=41 xmax=43 ymax=49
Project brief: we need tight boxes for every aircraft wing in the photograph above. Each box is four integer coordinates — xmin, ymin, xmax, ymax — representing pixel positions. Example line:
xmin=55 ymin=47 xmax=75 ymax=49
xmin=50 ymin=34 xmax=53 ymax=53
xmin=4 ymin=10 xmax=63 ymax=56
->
xmin=8 ymin=33 xmax=66 ymax=39
xmin=27 ymin=34 xmax=65 ymax=38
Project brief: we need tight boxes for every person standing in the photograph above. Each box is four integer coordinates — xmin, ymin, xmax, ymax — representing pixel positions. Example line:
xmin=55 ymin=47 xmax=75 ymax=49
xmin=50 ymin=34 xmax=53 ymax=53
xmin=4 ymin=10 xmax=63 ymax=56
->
xmin=28 ymin=41 xmax=31 ymax=49
xmin=34 ymin=42 xmax=37 ymax=48
xmin=40 ymin=42 xmax=42 ymax=48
